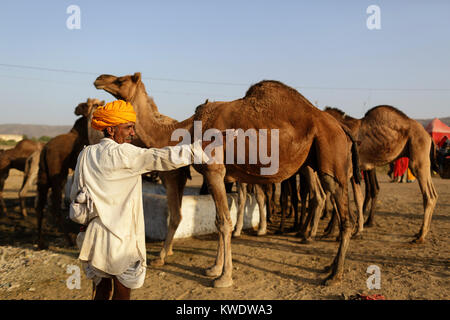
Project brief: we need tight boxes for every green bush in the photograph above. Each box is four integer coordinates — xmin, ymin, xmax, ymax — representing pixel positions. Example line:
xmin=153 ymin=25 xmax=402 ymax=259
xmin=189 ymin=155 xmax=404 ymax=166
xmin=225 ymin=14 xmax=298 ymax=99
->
xmin=0 ymin=139 xmax=18 ymax=146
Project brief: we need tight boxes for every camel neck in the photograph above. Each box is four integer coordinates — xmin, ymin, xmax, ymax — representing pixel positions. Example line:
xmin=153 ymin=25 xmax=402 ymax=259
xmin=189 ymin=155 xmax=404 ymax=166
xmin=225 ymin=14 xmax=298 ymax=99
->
xmin=130 ymin=83 xmax=194 ymax=148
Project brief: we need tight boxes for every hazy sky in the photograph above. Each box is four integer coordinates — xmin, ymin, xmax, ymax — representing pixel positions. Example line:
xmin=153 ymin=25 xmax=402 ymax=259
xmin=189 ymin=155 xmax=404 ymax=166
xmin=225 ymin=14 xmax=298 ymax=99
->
xmin=0 ymin=0 xmax=449 ymax=125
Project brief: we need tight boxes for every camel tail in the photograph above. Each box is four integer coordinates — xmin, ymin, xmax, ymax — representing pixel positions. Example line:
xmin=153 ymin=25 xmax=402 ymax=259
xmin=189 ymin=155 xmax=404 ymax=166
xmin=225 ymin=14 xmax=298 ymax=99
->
xmin=184 ymin=165 xmax=192 ymax=180
xmin=430 ymin=139 xmax=439 ymax=173
xmin=37 ymin=146 xmax=49 ymax=187
xmin=341 ymin=125 xmax=362 ymax=184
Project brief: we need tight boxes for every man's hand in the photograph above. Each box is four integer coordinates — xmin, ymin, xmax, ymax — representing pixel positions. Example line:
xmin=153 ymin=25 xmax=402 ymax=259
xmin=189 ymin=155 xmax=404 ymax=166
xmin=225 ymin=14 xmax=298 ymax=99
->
xmin=201 ymin=130 xmax=238 ymax=150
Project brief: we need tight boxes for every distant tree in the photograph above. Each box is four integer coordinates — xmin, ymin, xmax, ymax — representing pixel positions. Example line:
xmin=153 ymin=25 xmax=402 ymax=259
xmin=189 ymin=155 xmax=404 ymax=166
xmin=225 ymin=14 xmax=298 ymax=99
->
xmin=38 ymin=136 xmax=52 ymax=143
xmin=0 ymin=139 xmax=17 ymax=146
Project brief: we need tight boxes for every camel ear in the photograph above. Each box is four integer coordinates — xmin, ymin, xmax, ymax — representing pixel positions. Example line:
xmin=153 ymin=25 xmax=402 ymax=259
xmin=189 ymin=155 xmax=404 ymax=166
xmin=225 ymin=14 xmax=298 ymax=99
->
xmin=204 ymin=99 xmax=209 ymax=104
xmin=132 ymin=72 xmax=141 ymax=83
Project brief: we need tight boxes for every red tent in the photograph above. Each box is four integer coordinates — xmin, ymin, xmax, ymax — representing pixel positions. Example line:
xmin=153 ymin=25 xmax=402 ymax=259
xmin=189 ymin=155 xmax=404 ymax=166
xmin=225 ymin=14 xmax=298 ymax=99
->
xmin=425 ymin=118 xmax=450 ymax=147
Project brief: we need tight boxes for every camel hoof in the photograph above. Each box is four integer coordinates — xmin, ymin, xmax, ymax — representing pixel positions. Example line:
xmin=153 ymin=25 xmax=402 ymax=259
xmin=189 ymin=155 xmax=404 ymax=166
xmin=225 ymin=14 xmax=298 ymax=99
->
xmin=352 ymin=233 xmax=363 ymax=240
xmin=256 ymin=229 xmax=267 ymax=236
xmin=364 ymin=221 xmax=374 ymax=228
xmin=213 ymin=276 xmax=233 ymax=288
xmin=150 ymin=258 xmax=165 ymax=267
xmin=37 ymin=241 xmax=48 ymax=250
xmin=411 ymin=237 xmax=425 ymax=244
xmin=232 ymin=231 xmax=241 ymax=238
xmin=295 ymin=232 xmax=305 ymax=238
xmin=301 ymin=238 xmax=313 ymax=244
xmin=205 ymin=266 xmax=223 ymax=278
xmin=321 ymin=264 xmax=333 ymax=274
xmin=322 ymin=276 xmax=342 ymax=286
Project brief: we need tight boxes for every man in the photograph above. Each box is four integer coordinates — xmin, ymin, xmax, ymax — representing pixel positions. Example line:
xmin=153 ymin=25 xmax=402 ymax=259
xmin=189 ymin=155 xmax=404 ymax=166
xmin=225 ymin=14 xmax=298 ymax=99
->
xmin=70 ymin=100 xmax=209 ymax=300
xmin=437 ymin=136 xmax=450 ymax=175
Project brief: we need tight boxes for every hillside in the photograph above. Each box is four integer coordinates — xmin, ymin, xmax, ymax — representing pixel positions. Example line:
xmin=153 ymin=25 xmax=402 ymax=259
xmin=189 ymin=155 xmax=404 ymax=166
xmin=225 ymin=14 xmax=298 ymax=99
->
xmin=0 ymin=116 xmax=448 ymax=139
xmin=0 ymin=124 xmax=72 ymax=139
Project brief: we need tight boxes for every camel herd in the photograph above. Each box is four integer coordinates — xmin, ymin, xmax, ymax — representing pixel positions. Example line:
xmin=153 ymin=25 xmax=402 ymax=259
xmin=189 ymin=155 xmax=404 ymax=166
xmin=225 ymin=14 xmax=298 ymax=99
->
xmin=0 ymin=72 xmax=441 ymax=289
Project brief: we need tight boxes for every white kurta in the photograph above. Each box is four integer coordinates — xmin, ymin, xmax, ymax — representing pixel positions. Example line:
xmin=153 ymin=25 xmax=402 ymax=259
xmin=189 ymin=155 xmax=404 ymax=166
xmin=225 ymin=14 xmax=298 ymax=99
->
xmin=70 ymin=138 xmax=205 ymax=277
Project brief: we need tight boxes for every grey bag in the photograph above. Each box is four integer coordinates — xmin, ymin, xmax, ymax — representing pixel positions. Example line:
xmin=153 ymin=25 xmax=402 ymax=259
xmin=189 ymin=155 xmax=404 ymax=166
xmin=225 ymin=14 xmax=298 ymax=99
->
xmin=69 ymin=150 xmax=97 ymax=225
xmin=70 ymin=186 xmax=95 ymax=225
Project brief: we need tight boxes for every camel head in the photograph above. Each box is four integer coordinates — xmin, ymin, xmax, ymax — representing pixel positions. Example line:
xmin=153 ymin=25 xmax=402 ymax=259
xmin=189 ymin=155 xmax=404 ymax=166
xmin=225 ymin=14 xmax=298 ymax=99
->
xmin=74 ymin=98 xmax=105 ymax=117
xmin=324 ymin=106 xmax=346 ymax=120
xmin=93 ymin=72 xmax=142 ymax=101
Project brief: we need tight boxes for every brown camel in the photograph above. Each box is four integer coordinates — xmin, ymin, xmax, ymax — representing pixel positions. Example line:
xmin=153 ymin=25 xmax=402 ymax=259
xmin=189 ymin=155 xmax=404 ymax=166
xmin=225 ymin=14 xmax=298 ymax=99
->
xmin=94 ymin=74 xmax=359 ymax=287
xmin=232 ymin=182 xmax=267 ymax=237
xmin=94 ymin=73 xmax=193 ymax=267
xmin=324 ymin=106 xmax=439 ymax=243
xmin=0 ymin=139 xmax=43 ymax=217
xmin=191 ymin=80 xmax=361 ymax=287
xmin=324 ymin=108 xmax=380 ymax=230
xmin=36 ymin=98 xmax=104 ymax=249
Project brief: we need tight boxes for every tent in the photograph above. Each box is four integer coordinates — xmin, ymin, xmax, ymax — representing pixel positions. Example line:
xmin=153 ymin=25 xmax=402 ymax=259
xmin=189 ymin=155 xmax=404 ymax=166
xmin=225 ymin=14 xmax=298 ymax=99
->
xmin=425 ymin=118 xmax=450 ymax=147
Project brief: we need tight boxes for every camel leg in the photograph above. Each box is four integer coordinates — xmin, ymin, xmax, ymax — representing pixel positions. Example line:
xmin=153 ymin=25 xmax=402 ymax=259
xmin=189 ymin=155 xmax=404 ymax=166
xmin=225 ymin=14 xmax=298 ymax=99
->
xmin=151 ymin=171 xmax=186 ymax=266
xmin=254 ymin=184 xmax=267 ymax=235
xmin=362 ymin=170 xmax=372 ymax=224
xmin=0 ymin=173 xmax=8 ymax=215
xmin=350 ymin=177 xmax=364 ymax=238
xmin=297 ymin=167 xmax=326 ymax=243
xmin=19 ymin=162 xmax=38 ymax=218
xmin=320 ymin=175 xmax=352 ymax=286
xmin=410 ymin=163 xmax=438 ymax=244
xmin=277 ymin=179 xmax=290 ymax=234
xmin=298 ymin=174 xmax=309 ymax=228
xmin=18 ymin=176 xmax=30 ymax=218
xmin=288 ymin=175 xmax=300 ymax=231
xmin=36 ymin=182 xmax=49 ymax=250
xmin=364 ymin=169 xmax=380 ymax=227
xmin=203 ymin=166 xmax=233 ymax=288
xmin=264 ymin=184 xmax=274 ymax=224
xmin=50 ymin=178 xmax=74 ymax=247
xmin=322 ymin=201 xmax=338 ymax=239
xmin=233 ymin=182 xmax=246 ymax=237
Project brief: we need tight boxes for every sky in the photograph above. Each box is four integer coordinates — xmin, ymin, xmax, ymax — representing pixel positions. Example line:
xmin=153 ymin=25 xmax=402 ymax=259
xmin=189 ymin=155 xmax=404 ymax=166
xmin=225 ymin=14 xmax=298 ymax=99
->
xmin=0 ymin=0 xmax=449 ymax=125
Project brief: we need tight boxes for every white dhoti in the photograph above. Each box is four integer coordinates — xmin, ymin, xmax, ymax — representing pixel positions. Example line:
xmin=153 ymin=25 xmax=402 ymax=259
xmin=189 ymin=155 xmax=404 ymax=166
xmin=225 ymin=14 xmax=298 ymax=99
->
xmin=76 ymin=231 xmax=146 ymax=289
xmin=82 ymin=260 xmax=146 ymax=289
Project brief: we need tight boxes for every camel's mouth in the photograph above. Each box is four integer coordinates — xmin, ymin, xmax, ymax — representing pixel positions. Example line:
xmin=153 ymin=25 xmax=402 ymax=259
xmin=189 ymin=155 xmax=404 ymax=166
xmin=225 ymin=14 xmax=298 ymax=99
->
xmin=93 ymin=74 xmax=116 ymax=89
xmin=94 ymin=75 xmax=125 ymax=100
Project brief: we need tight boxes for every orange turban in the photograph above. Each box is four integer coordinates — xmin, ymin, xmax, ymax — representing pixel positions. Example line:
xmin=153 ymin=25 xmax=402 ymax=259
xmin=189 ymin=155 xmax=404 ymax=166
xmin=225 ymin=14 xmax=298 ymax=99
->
xmin=91 ymin=100 xmax=137 ymax=131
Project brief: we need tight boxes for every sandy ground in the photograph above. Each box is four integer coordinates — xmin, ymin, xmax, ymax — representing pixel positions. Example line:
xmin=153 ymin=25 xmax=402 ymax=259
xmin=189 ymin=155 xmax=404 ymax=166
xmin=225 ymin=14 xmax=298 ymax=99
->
xmin=0 ymin=166 xmax=449 ymax=300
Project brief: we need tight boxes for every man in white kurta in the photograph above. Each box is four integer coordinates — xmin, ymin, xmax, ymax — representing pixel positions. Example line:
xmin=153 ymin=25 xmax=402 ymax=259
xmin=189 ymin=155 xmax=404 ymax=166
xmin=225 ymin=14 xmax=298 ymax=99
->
xmin=70 ymin=100 xmax=207 ymax=299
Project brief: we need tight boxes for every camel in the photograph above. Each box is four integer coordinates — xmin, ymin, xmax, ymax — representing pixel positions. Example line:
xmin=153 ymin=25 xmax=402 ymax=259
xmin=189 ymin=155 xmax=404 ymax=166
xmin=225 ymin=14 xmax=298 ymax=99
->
xmin=36 ymin=98 xmax=104 ymax=249
xmin=324 ymin=106 xmax=439 ymax=243
xmin=94 ymin=73 xmax=193 ymax=267
xmin=191 ymin=80 xmax=362 ymax=287
xmin=0 ymin=139 xmax=43 ymax=217
xmin=94 ymin=74 xmax=360 ymax=287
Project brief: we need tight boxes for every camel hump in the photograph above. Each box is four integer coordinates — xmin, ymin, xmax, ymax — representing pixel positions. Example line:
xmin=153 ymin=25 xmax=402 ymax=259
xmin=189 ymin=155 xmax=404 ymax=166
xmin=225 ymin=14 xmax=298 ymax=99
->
xmin=244 ymin=80 xmax=299 ymax=99
xmin=364 ymin=105 xmax=409 ymax=120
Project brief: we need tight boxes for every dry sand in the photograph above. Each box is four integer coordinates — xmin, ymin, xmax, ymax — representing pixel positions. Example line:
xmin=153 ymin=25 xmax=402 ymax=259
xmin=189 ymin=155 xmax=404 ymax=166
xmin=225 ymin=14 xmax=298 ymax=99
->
xmin=0 ymin=168 xmax=448 ymax=300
